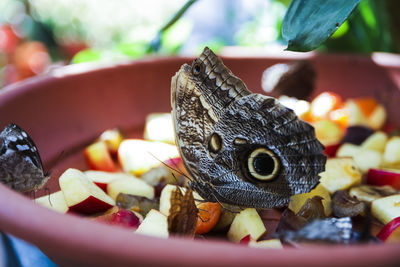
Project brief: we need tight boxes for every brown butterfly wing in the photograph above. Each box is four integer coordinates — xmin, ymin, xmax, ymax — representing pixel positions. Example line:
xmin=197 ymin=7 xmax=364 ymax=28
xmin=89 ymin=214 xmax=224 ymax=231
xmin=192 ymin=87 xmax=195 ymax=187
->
xmin=167 ymin=187 xmax=198 ymax=237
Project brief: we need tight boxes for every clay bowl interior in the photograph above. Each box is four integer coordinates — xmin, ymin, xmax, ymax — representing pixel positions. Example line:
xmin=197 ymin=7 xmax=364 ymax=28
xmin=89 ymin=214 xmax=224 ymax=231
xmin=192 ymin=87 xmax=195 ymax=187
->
xmin=0 ymin=52 xmax=400 ymax=266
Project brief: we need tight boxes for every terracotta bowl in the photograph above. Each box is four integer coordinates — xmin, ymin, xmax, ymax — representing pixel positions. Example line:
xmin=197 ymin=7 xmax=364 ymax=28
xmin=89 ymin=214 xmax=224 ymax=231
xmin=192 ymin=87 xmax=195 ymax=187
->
xmin=0 ymin=52 xmax=400 ymax=267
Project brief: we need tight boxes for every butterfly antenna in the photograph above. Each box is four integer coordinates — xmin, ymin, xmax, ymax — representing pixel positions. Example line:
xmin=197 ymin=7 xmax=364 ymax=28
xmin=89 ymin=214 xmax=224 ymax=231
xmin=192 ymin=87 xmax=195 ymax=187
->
xmin=147 ymin=152 xmax=192 ymax=182
xmin=44 ymin=187 xmax=52 ymax=207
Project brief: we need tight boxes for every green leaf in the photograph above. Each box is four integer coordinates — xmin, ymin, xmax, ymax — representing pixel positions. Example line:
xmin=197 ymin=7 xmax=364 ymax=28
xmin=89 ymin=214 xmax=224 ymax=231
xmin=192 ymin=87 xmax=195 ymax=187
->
xmin=282 ymin=0 xmax=361 ymax=52
xmin=71 ymin=49 xmax=101 ymax=63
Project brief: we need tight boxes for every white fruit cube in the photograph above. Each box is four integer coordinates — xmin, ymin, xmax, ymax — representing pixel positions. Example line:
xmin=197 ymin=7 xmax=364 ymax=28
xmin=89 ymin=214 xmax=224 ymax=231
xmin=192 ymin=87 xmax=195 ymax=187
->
xmin=249 ymin=239 xmax=283 ymax=249
xmin=353 ymin=148 xmax=382 ymax=173
xmin=319 ymin=158 xmax=362 ymax=193
xmin=383 ymin=137 xmax=400 ymax=167
xmin=361 ymin=131 xmax=388 ymax=153
xmin=107 ymin=177 xmax=154 ymax=200
xmin=118 ymin=139 xmax=179 ymax=176
xmin=371 ymin=194 xmax=400 ymax=224
xmin=336 ymin=143 xmax=360 ymax=158
xmin=227 ymin=208 xmax=266 ymax=243
xmin=143 ymin=113 xmax=175 ymax=144
xmin=59 ymin=168 xmax=115 ymax=215
xmin=35 ymin=191 xmax=68 ymax=213
xmin=136 ymin=209 xmax=168 ymax=238
xmin=85 ymin=171 xmax=136 ymax=192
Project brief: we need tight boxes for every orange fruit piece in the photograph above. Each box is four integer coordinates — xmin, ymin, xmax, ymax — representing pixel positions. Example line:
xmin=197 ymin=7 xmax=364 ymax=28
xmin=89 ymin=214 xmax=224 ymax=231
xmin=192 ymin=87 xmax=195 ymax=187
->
xmin=195 ymin=202 xmax=222 ymax=235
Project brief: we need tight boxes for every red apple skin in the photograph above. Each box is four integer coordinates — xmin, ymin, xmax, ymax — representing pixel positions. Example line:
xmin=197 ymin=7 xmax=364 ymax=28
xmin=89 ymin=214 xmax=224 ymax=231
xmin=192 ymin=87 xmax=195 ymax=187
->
xmin=367 ymin=168 xmax=400 ymax=190
xmin=377 ymin=217 xmax=400 ymax=242
xmin=84 ymin=141 xmax=117 ymax=172
xmin=94 ymin=182 xmax=108 ymax=193
xmin=68 ymin=196 xmax=114 ymax=215
xmin=94 ymin=208 xmax=140 ymax=228
xmin=239 ymin=234 xmax=251 ymax=245
xmin=323 ymin=143 xmax=341 ymax=157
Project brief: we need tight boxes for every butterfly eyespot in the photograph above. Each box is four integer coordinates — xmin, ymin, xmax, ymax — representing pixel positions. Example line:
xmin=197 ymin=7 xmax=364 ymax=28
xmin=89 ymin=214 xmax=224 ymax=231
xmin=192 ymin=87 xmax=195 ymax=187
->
xmin=192 ymin=63 xmax=201 ymax=76
xmin=247 ymin=147 xmax=280 ymax=181
xmin=209 ymin=133 xmax=222 ymax=153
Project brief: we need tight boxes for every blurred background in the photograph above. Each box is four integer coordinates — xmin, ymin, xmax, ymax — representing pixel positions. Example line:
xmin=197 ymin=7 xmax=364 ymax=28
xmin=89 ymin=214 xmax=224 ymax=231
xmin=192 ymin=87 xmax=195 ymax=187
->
xmin=0 ymin=0 xmax=399 ymax=88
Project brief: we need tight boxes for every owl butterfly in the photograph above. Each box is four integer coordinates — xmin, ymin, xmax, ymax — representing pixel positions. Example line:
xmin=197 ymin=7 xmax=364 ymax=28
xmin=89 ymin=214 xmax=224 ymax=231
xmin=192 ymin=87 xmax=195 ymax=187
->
xmin=171 ymin=47 xmax=326 ymax=209
xmin=0 ymin=123 xmax=49 ymax=192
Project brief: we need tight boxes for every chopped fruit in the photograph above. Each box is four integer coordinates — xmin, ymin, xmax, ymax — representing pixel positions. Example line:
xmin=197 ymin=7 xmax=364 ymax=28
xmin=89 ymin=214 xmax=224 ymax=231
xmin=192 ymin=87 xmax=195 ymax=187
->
xmin=136 ymin=209 xmax=168 ymax=238
xmin=337 ymin=144 xmax=382 ymax=173
xmin=59 ymin=168 xmax=115 ymax=215
xmin=85 ymin=171 xmax=136 ymax=192
xmin=99 ymin=128 xmax=124 ymax=155
xmin=227 ymin=208 xmax=266 ymax=243
xmin=328 ymin=108 xmax=349 ymax=129
xmin=94 ymin=207 xmax=141 ymax=229
xmin=336 ymin=143 xmax=360 ymax=158
xmin=383 ymin=137 xmax=400 ymax=168
xmin=352 ymin=148 xmax=382 ymax=173
xmin=361 ymin=131 xmax=388 ymax=153
xmin=324 ymin=142 xmax=341 ymax=158
xmin=278 ymin=96 xmax=310 ymax=118
xmin=159 ymin=185 xmax=203 ymax=216
xmin=249 ymin=239 xmax=283 ymax=249
xmin=195 ymin=202 xmax=222 ymax=235
xmin=345 ymin=98 xmax=387 ymax=130
xmin=377 ymin=217 xmax=400 ymax=243
xmin=143 ymin=113 xmax=175 ymax=144
xmin=312 ymin=120 xmax=343 ymax=146
xmin=213 ymin=209 xmax=236 ymax=232
xmin=369 ymin=104 xmax=387 ymax=130
xmin=288 ymin=184 xmax=332 ymax=216
xmin=84 ymin=141 xmax=116 ymax=172
xmin=107 ymin=177 xmax=154 ymax=200
xmin=35 ymin=191 xmax=69 ymax=213
xmin=239 ymin=235 xmax=251 ymax=245
xmin=118 ymin=139 xmax=179 ymax=176
xmin=367 ymin=168 xmax=400 ymax=190
xmin=371 ymin=194 xmax=400 ymax=224
xmin=310 ymin=92 xmax=342 ymax=121
xmin=319 ymin=158 xmax=362 ymax=193
xmin=349 ymin=185 xmax=397 ymax=203
xmin=342 ymin=126 xmax=374 ymax=145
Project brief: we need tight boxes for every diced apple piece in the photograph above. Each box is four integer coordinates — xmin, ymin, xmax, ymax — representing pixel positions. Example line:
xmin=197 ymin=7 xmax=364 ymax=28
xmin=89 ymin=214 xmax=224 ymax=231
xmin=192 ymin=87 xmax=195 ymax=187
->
xmin=159 ymin=184 xmax=203 ymax=216
xmin=99 ymin=128 xmax=124 ymax=154
xmin=136 ymin=209 xmax=168 ymax=238
xmin=107 ymin=177 xmax=154 ymax=200
xmin=309 ymin=92 xmax=342 ymax=121
xmin=94 ymin=207 xmax=141 ymax=229
xmin=59 ymin=168 xmax=115 ymax=215
xmin=337 ymin=144 xmax=382 ymax=173
xmin=288 ymin=184 xmax=332 ymax=216
xmin=345 ymin=99 xmax=369 ymax=127
xmin=383 ymin=137 xmax=400 ymax=168
xmin=349 ymin=185 xmax=397 ymax=203
xmin=361 ymin=131 xmax=388 ymax=153
xmin=84 ymin=141 xmax=116 ymax=172
xmin=369 ymin=104 xmax=387 ymax=130
xmin=118 ymin=139 xmax=179 ymax=176
xmin=371 ymin=194 xmax=400 ymax=224
xmin=249 ymin=239 xmax=283 ymax=249
xmin=85 ymin=171 xmax=137 ymax=192
xmin=336 ymin=143 xmax=360 ymax=158
xmin=367 ymin=168 xmax=400 ymax=190
xmin=35 ymin=191 xmax=69 ymax=213
xmin=319 ymin=158 xmax=362 ymax=194
xmin=227 ymin=208 xmax=266 ymax=243
xmin=353 ymin=148 xmax=382 ymax=173
xmin=143 ymin=113 xmax=175 ymax=144
xmin=377 ymin=217 xmax=400 ymax=243
xmin=312 ymin=120 xmax=343 ymax=146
